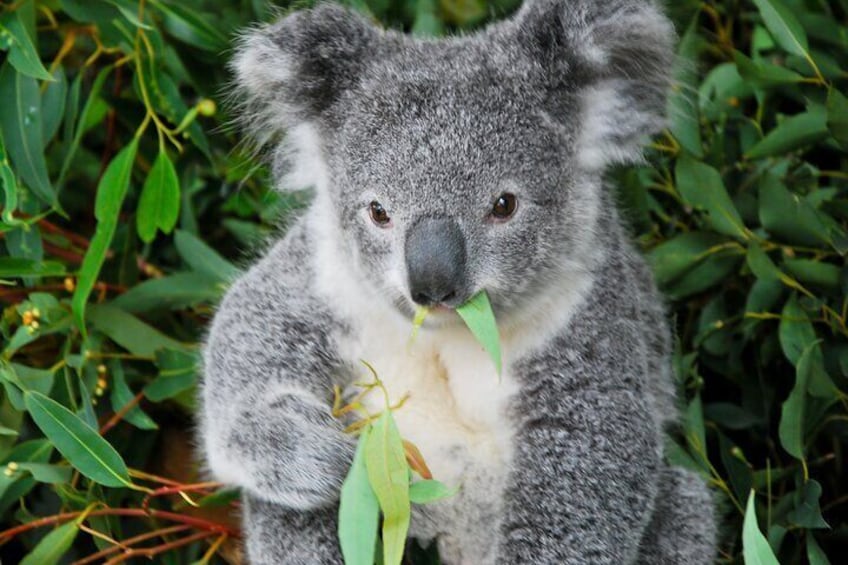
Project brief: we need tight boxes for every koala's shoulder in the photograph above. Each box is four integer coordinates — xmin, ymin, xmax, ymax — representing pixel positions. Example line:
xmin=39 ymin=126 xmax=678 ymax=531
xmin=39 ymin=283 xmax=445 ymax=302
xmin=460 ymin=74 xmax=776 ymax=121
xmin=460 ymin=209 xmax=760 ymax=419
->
xmin=217 ymin=218 xmax=317 ymax=316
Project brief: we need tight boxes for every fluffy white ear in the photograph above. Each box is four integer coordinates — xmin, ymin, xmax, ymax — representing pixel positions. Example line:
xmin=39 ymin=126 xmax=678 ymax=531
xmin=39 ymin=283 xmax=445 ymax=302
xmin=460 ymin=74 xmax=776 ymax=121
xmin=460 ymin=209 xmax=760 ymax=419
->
xmin=231 ymin=4 xmax=383 ymax=190
xmin=513 ymin=0 xmax=676 ymax=171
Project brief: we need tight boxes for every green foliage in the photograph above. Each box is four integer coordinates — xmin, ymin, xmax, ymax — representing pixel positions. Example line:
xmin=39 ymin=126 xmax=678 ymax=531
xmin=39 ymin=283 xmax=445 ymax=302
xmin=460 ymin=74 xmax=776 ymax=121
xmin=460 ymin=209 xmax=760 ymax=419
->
xmin=0 ymin=0 xmax=845 ymax=563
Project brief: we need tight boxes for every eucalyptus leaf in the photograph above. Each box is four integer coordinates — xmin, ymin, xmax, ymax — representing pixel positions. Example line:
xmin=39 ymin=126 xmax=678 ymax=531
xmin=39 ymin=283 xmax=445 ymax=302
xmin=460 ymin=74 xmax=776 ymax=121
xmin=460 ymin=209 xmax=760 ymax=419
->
xmin=365 ymin=411 xmax=411 ymax=565
xmin=455 ymin=291 xmax=502 ymax=375
xmin=24 ymin=391 xmax=132 ymax=488
xmin=743 ymin=490 xmax=780 ymax=565
xmin=339 ymin=428 xmax=380 ymax=565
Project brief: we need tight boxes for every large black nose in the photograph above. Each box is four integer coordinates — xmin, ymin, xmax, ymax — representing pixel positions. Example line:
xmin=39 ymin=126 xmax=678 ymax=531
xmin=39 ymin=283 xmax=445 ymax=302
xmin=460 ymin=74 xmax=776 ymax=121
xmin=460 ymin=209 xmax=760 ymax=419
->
xmin=405 ymin=217 xmax=467 ymax=307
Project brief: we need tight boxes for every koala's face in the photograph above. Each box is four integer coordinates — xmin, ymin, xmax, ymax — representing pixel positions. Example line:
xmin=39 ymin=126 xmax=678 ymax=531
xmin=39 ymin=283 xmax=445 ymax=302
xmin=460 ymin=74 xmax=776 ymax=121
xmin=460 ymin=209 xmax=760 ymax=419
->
xmin=234 ymin=0 xmax=674 ymax=323
xmin=331 ymin=51 xmax=585 ymax=322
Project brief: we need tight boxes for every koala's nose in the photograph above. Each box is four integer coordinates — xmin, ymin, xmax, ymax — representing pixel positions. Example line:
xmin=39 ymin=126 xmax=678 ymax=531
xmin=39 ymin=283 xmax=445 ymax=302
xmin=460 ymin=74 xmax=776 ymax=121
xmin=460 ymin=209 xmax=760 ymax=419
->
xmin=405 ymin=217 xmax=467 ymax=307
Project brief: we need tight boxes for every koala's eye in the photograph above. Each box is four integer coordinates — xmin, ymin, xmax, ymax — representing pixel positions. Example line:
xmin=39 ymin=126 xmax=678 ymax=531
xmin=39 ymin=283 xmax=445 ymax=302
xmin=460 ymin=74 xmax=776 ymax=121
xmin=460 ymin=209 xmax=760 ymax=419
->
xmin=491 ymin=193 xmax=518 ymax=220
xmin=369 ymin=201 xmax=391 ymax=227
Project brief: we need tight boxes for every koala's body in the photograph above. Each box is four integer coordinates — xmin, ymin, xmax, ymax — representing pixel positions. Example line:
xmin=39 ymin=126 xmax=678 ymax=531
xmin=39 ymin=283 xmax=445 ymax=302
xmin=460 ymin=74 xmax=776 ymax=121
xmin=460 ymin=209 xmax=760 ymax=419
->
xmin=200 ymin=1 xmax=717 ymax=563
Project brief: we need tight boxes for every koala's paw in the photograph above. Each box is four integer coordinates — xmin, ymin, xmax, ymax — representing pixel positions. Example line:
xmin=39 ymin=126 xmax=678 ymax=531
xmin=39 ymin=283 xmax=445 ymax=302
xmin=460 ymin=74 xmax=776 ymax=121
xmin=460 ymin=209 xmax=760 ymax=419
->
xmin=207 ymin=393 xmax=356 ymax=510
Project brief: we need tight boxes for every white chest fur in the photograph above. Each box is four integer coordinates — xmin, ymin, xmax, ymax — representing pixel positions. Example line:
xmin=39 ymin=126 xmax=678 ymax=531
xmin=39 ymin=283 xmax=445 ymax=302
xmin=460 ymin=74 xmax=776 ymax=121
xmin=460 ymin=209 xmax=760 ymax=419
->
xmin=341 ymin=315 xmax=520 ymax=488
xmin=339 ymin=311 xmax=519 ymax=563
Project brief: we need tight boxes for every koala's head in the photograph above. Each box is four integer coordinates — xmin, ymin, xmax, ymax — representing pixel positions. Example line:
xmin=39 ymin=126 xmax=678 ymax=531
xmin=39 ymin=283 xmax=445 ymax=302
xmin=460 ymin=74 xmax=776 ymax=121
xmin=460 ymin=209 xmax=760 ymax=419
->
xmin=233 ymin=0 xmax=674 ymax=323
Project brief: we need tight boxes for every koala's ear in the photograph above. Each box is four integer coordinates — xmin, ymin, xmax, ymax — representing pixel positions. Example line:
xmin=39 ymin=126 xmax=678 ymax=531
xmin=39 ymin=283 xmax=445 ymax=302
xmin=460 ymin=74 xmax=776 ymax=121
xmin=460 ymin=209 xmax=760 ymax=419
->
xmin=232 ymin=4 xmax=381 ymax=141
xmin=513 ymin=0 xmax=676 ymax=170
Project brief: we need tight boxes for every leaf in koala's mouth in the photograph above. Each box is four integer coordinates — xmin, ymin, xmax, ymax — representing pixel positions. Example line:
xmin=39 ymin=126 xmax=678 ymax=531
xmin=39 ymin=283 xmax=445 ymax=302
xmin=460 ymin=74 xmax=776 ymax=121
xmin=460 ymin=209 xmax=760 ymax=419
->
xmin=455 ymin=291 xmax=502 ymax=375
xmin=409 ymin=306 xmax=431 ymax=344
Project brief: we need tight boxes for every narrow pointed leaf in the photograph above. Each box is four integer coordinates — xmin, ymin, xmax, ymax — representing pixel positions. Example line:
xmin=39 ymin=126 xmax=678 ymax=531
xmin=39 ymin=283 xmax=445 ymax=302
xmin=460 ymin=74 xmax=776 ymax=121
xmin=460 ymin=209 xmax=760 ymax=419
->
xmin=751 ymin=0 xmax=809 ymax=57
xmin=174 ymin=230 xmax=241 ymax=282
xmin=24 ymin=391 xmax=132 ymax=487
xmin=743 ymin=491 xmax=780 ymax=565
xmin=746 ymin=107 xmax=829 ymax=159
xmin=778 ymin=343 xmax=816 ymax=459
xmin=365 ymin=411 xmax=410 ymax=565
xmin=19 ymin=520 xmax=79 ymax=565
xmin=137 ymin=151 xmax=180 ymax=243
xmin=0 ymin=61 xmax=55 ymax=205
xmin=1 ymin=13 xmax=53 ymax=81
xmin=339 ymin=429 xmax=380 ymax=565
xmin=72 ymin=138 xmax=138 ymax=335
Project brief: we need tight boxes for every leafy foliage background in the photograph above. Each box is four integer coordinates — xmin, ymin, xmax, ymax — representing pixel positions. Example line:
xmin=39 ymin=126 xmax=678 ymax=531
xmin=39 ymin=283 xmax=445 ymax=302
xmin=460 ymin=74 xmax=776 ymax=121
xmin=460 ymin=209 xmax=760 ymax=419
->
xmin=0 ymin=0 xmax=846 ymax=563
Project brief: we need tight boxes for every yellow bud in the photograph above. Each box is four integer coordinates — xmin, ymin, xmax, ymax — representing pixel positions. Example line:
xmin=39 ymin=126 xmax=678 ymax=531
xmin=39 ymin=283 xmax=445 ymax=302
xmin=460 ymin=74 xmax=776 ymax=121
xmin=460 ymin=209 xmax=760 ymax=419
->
xmin=97 ymin=364 xmax=108 ymax=374
xmin=31 ymin=308 xmax=41 ymax=318
xmin=197 ymin=98 xmax=217 ymax=117
xmin=95 ymin=387 xmax=104 ymax=397
xmin=97 ymin=378 xmax=108 ymax=390
xmin=21 ymin=311 xmax=33 ymax=326
xmin=6 ymin=462 xmax=18 ymax=471
xmin=30 ymin=320 xmax=39 ymax=330
xmin=64 ymin=277 xmax=76 ymax=292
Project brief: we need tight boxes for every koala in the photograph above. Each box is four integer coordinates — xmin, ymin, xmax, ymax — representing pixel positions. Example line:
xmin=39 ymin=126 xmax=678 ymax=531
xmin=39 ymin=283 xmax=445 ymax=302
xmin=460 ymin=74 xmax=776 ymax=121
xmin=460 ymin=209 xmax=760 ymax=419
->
xmin=200 ymin=0 xmax=718 ymax=563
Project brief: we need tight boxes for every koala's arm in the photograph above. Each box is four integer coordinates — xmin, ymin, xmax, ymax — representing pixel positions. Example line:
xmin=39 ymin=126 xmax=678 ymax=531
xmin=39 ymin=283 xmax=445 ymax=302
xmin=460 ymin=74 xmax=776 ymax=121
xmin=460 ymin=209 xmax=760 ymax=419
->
xmin=499 ymin=255 xmax=662 ymax=563
xmin=200 ymin=225 xmax=355 ymax=510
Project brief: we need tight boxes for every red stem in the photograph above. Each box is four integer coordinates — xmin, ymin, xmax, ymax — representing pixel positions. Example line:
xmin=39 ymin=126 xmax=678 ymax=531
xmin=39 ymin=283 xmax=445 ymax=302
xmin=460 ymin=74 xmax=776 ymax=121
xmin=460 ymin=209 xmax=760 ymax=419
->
xmin=0 ymin=507 xmax=240 ymax=543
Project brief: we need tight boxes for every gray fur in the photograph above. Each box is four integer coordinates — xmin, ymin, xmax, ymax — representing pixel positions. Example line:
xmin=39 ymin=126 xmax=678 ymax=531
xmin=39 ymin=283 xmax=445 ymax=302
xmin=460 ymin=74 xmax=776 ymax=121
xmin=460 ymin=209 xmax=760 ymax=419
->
xmin=201 ymin=1 xmax=716 ymax=563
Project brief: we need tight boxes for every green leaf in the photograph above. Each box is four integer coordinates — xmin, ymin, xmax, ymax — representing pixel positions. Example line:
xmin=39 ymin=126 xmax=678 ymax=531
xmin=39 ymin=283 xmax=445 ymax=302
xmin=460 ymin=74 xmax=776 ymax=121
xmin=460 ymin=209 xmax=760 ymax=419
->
xmin=107 ymin=0 xmax=155 ymax=30
xmin=19 ymin=521 xmax=79 ymax=565
xmin=0 ymin=12 xmax=53 ymax=81
xmin=743 ymin=490 xmax=780 ymax=565
xmin=41 ymin=67 xmax=67 ymax=145
xmin=779 ymin=296 xmax=835 ymax=398
xmin=783 ymin=260 xmax=840 ymax=291
xmin=826 ymin=88 xmax=848 ymax=148
xmin=112 ymin=272 xmax=222 ymax=313
xmin=759 ymin=172 xmax=833 ymax=248
xmin=365 ymin=411 xmax=411 ymax=565
xmin=87 ymin=304 xmax=187 ymax=358
xmin=24 ymin=391 xmax=132 ymax=487
xmin=137 ymin=151 xmax=181 ymax=243
xmin=144 ymin=349 xmax=197 ymax=402
xmin=733 ymin=50 xmax=804 ymax=88
xmin=779 ymin=295 xmax=818 ymax=366
xmin=58 ymin=66 xmax=111 ymax=186
xmin=0 ymin=258 xmax=66 ymax=278
xmin=16 ymin=462 xmax=72 ymax=484
xmin=0 ymin=61 xmax=55 ymax=206
xmin=787 ymin=480 xmax=830 ymax=529
xmin=0 ymin=131 xmax=23 ymax=226
xmin=72 ymin=138 xmax=139 ymax=336
xmin=409 ymin=479 xmax=457 ymax=504
xmin=750 ymin=0 xmax=809 ymax=57
xmin=455 ymin=291 xmax=502 ymax=375
xmin=665 ymin=251 xmax=742 ymax=300
xmin=746 ymin=243 xmax=780 ymax=281
xmin=685 ymin=393 xmax=707 ymax=465
xmin=174 ymin=230 xmax=241 ymax=283
xmin=647 ymin=233 xmax=729 ymax=285
xmin=339 ymin=429 xmax=380 ymax=565
xmin=675 ymin=155 xmax=748 ymax=239
xmin=778 ymin=342 xmax=815 ymax=459
xmin=155 ymin=0 xmax=229 ymax=52
xmin=109 ymin=361 xmax=158 ymax=430
xmin=746 ymin=106 xmax=829 ymax=159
